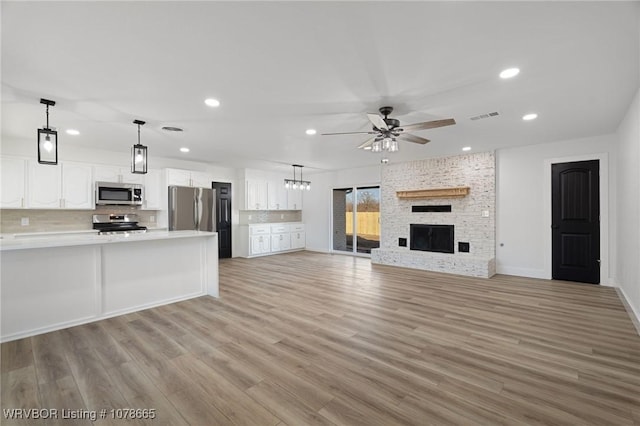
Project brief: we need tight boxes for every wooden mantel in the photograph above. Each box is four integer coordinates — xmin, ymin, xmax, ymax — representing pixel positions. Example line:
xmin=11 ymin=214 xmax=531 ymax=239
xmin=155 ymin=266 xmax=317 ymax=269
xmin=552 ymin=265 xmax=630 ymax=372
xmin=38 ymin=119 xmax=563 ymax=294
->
xmin=396 ymin=186 xmax=470 ymax=199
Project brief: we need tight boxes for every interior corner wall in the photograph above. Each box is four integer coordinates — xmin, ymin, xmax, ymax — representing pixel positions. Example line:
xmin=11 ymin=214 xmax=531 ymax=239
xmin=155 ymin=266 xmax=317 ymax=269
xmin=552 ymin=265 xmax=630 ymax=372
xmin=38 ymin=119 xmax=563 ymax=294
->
xmin=496 ymin=134 xmax=617 ymax=281
xmin=616 ymin=88 xmax=640 ymax=319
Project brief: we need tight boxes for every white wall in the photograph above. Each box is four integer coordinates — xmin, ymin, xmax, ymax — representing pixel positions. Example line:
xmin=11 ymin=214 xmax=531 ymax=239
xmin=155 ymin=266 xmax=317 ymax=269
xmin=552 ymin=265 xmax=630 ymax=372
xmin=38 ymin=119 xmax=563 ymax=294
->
xmin=496 ymin=134 xmax=617 ymax=283
xmin=616 ymin=88 xmax=640 ymax=320
xmin=303 ymin=165 xmax=381 ymax=252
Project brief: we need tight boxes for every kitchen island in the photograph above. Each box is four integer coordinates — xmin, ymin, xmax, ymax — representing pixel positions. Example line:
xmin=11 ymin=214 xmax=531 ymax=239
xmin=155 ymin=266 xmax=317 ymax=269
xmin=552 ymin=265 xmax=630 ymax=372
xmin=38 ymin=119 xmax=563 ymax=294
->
xmin=0 ymin=230 xmax=218 ymax=342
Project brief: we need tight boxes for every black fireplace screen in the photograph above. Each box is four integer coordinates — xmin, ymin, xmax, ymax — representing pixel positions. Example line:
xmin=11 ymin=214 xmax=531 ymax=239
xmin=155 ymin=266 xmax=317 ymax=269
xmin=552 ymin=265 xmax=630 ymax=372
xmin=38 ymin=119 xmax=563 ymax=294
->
xmin=410 ymin=224 xmax=454 ymax=253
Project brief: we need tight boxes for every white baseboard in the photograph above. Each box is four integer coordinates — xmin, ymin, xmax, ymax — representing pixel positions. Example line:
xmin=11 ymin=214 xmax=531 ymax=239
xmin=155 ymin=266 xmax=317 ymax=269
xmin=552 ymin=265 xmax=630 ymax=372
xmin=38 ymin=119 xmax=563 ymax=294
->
xmin=496 ymin=266 xmax=548 ymax=279
xmin=616 ymin=286 xmax=640 ymax=336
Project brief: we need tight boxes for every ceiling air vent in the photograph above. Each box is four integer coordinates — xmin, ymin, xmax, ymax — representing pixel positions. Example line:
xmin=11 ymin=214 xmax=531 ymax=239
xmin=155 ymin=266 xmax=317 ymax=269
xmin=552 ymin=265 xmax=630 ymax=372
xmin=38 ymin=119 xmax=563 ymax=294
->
xmin=470 ymin=111 xmax=499 ymax=121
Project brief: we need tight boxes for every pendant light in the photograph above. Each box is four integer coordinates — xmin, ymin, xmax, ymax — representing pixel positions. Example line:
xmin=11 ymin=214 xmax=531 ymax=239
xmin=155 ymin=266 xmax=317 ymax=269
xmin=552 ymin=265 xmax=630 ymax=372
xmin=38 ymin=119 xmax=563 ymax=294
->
xmin=37 ymin=98 xmax=58 ymax=165
xmin=131 ymin=119 xmax=148 ymax=174
xmin=284 ymin=164 xmax=311 ymax=191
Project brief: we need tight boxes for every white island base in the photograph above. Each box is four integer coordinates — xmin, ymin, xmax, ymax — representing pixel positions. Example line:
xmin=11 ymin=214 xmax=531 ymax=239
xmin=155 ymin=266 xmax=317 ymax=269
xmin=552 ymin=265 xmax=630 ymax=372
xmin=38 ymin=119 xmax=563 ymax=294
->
xmin=1 ymin=231 xmax=218 ymax=342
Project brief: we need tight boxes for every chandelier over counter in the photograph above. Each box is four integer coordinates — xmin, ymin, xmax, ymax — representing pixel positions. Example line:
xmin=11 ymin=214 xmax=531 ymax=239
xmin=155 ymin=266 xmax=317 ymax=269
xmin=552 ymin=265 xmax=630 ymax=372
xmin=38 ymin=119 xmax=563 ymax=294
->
xmin=131 ymin=119 xmax=148 ymax=174
xmin=37 ymin=98 xmax=58 ymax=165
xmin=284 ymin=164 xmax=311 ymax=191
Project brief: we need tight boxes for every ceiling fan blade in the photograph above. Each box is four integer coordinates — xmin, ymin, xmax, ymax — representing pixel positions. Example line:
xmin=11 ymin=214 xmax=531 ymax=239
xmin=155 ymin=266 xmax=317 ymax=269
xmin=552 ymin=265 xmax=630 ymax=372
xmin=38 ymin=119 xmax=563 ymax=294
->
xmin=357 ymin=136 xmax=378 ymax=149
xmin=367 ymin=113 xmax=388 ymax=131
xmin=398 ymin=118 xmax=456 ymax=132
xmin=321 ymin=131 xmax=377 ymax=136
xmin=398 ymin=133 xmax=431 ymax=144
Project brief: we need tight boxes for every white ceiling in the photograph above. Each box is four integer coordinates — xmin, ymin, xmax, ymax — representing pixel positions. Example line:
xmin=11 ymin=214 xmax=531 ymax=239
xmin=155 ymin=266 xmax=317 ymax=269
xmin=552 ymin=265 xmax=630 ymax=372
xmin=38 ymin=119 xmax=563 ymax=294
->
xmin=2 ymin=1 xmax=638 ymax=174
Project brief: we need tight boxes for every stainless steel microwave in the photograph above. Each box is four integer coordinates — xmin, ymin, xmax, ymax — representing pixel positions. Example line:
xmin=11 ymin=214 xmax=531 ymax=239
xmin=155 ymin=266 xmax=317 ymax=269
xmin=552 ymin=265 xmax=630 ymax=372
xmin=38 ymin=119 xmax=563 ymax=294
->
xmin=95 ymin=181 xmax=144 ymax=206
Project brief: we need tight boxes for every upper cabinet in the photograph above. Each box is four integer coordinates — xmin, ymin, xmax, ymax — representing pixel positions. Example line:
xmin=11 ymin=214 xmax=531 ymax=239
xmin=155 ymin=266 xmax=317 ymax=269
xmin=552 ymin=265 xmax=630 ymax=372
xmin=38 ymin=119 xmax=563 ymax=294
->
xmin=28 ymin=161 xmax=93 ymax=209
xmin=61 ymin=162 xmax=94 ymax=209
xmin=1 ymin=157 xmax=27 ymax=208
xmin=267 ymin=180 xmax=288 ymax=210
xmin=166 ymin=168 xmax=212 ymax=188
xmin=94 ymin=165 xmax=144 ymax=184
xmin=246 ymin=180 xmax=268 ymax=210
xmin=287 ymin=188 xmax=303 ymax=210
xmin=242 ymin=178 xmax=303 ymax=211
xmin=143 ymin=169 xmax=163 ymax=210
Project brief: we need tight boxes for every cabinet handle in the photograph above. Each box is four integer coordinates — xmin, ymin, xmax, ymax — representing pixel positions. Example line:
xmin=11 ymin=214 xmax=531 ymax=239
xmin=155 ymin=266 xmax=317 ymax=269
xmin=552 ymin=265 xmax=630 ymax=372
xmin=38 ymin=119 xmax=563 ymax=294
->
xmin=21 ymin=197 xmax=24 ymax=208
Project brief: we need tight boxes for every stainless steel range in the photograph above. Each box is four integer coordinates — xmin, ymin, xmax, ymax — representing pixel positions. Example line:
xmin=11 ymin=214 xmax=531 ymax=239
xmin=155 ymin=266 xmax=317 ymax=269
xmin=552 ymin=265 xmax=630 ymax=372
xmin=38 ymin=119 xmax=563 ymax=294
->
xmin=92 ymin=214 xmax=147 ymax=235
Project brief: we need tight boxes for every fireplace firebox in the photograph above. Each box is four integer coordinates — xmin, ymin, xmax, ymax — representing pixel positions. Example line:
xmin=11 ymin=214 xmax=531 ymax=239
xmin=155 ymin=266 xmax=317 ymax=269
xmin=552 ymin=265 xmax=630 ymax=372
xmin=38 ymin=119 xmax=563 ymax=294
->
xmin=410 ymin=224 xmax=454 ymax=253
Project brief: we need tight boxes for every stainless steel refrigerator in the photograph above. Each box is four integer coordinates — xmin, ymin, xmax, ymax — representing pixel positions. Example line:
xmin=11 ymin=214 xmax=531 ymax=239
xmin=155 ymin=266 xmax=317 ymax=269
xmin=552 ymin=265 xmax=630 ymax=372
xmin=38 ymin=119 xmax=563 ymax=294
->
xmin=168 ymin=186 xmax=215 ymax=231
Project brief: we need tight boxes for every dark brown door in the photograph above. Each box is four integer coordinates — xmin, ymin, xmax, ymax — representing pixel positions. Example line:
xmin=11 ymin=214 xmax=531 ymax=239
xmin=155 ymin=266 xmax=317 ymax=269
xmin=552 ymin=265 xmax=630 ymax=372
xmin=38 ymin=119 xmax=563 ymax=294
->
xmin=212 ymin=182 xmax=232 ymax=259
xmin=551 ymin=160 xmax=600 ymax=284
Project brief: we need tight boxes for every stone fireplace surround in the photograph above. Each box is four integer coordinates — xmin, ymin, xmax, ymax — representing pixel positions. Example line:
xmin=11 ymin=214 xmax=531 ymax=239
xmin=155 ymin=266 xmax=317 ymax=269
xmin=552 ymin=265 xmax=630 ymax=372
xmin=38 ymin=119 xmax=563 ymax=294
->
xmin=371 ymin=151 xmax=496 ymax=278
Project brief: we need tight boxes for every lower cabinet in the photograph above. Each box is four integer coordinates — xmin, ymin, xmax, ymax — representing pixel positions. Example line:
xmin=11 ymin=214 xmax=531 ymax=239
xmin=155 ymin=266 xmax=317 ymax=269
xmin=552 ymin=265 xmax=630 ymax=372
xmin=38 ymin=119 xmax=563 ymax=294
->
xmin=250 ymin=235 xmax=271 ymax=255
xmin=240 ymin=223 xmax=305 ymax=257
xmin=271 ymin=224 xmax=292 ymax=252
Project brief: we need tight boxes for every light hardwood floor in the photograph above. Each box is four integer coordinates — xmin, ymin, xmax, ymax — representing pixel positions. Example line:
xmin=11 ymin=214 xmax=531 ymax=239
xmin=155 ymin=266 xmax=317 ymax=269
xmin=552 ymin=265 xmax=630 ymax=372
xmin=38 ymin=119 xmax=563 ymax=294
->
xmin=2 ymin=251 xmax=640 ymax=425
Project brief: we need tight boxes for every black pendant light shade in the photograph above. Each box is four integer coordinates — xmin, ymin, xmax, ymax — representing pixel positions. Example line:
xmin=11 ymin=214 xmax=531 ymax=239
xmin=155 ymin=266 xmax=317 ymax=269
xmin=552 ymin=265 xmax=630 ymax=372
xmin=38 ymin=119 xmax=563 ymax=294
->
xmin=131 ymin=119 xmax=147 ymax=174
xmin=38 ymin=98 xmax=58 ymax=165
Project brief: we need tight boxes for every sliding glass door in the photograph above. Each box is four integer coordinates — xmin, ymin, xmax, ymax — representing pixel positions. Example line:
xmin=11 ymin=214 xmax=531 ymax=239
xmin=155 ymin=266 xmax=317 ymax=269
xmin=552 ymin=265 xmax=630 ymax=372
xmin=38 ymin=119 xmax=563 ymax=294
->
xmin=332 ymin=186 xmax=380 ymax=255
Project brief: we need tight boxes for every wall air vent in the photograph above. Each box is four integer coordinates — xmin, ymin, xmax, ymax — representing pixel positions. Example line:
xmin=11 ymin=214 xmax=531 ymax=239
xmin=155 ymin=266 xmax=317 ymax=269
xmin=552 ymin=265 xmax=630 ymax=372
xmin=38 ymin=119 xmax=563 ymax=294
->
xmin=470 ymin=111 xmax=499 ymax=121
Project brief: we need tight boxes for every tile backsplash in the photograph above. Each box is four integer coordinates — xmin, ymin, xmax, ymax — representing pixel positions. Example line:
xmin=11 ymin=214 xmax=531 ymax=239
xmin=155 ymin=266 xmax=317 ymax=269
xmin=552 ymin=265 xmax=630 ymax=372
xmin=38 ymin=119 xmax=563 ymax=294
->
xmin=0 ymin=206 xmax=160 ymax=234
xmin=239 ymin=210 xmax=302 ymax=225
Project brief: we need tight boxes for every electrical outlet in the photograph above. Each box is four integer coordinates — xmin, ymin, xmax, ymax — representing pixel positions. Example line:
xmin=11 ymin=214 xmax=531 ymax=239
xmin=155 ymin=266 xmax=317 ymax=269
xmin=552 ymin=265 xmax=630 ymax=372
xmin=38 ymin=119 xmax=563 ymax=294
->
xmin=482 ymin=210 xmax=490 ymax=217
xmin=280 ymin=214 xmax=284 ymax=219
xmin=21 ymin=217 xmax=29 ymax=226
xmin=248 ymin=215 xmax=252 ymax=220
xmin=149 ymin=215 xmax=155 ymax=223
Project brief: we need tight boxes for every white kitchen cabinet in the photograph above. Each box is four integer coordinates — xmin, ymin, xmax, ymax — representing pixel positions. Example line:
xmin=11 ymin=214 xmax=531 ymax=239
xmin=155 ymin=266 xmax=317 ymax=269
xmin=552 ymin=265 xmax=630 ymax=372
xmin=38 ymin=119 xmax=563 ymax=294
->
xmin=28 ymin=162 xmax=62 ymax=208
xmin=267 ymin=180 xmax=288 ymax=210
xmin=1 ymin=157 xmax=27 ymax=208
xmin=143 ymin=169 xmax=163 ymax=210
xmin=94 ymin=165 xmax=143 ymax=184
xmin=290 ymin=223 xmax=306 ymax=249
xmin=239 ymin=223 xmax=304 ymax=257
xmin=61 ymin=162 xmax=93 ymax=209
xmin=246 ymin=180 xmax=268 ymax=210
xmin=190 ymin=171 xmax=213 ymax=188
xmin=166 ymin=168 xmax=212 ymax=188
xmin=28 ymin=161 xmax=93 ymax=209
xmin=287 ymin=189 xmax=303 ymax=210
xmin=250 ymin=232 xmax=271 ymax=255
xmin=270 ymin=224 xmax=291 ymax=252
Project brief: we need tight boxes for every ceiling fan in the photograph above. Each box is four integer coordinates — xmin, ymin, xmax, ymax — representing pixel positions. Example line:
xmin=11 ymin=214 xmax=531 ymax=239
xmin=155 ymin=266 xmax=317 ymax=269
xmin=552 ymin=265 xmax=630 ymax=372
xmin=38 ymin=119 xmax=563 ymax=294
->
xmin=322 ymin=106 xmax=456 ymax=152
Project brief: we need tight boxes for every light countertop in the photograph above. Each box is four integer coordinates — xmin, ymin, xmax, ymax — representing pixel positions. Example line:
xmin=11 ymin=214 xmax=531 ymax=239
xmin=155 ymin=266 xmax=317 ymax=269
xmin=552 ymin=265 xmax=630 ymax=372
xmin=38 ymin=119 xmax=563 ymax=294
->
xmin=0 ymin=230 xmax=217 ymax=251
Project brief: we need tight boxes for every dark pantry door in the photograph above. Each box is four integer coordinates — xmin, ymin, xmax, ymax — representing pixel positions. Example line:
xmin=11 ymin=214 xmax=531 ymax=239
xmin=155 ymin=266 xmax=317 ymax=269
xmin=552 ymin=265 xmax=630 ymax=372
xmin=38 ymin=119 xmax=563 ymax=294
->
xmin=551 ymin=160 xmax=600 ymax=284
xmin=213 ymin=182 xmax=232 ymax=258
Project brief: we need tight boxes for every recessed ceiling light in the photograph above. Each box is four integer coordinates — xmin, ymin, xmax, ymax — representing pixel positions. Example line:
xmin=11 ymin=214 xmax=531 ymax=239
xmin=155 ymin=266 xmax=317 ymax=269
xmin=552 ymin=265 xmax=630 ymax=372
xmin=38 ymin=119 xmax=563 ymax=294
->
xmin=204 ymin=98 xmax=220 ymax=107
xmin=180 ymin=147 xmax=190 ymax=153
xmin=66 ymin=129 xmax=80 ymax=135
xmin=462 ymin=146 xmax=472 ymax=151
xmin=499 ymin=68 xmax=520 ymax=79
xmin=162 ymin=126 xmax=183 ymax=132
xmin=305 ymin=129 xmax=317 ymax=135
xmin=522 ymin=113 xmax=538 ymax=121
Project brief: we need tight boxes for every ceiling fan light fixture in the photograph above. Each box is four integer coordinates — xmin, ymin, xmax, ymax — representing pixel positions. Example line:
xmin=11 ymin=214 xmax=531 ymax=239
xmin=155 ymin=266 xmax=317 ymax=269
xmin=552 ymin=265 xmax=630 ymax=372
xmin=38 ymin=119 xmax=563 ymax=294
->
xmin=389 ymin=139 xmax=399 ymax=152
xmin=371 ymin=140 xmax=382 ymax=153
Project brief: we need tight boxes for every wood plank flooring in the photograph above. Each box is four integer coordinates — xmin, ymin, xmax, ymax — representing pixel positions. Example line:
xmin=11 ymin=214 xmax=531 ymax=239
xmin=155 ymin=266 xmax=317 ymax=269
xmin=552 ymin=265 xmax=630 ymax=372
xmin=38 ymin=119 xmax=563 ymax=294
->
xmin=2 ymin=251 xmax=640 ymax=425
